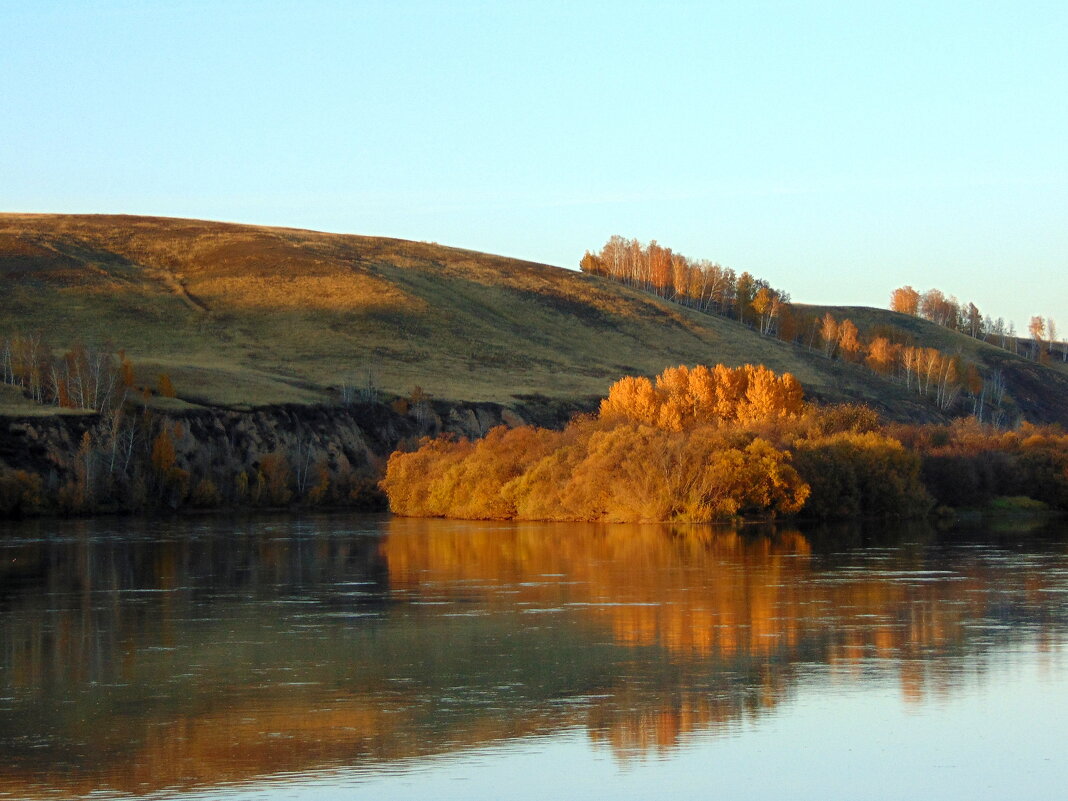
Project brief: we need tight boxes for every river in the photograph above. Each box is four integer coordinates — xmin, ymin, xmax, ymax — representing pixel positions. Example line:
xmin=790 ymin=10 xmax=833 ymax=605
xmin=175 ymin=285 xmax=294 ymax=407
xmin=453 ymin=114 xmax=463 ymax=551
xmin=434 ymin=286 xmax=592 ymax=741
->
xmin=1 ymin=513 xmax=1066 ymax=799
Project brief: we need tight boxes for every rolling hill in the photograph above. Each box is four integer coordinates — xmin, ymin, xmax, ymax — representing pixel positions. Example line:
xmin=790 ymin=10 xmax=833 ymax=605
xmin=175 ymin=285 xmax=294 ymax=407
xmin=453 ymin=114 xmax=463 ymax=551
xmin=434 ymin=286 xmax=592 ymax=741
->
xmin=1 ymin=213 xmax=1065 ymax=426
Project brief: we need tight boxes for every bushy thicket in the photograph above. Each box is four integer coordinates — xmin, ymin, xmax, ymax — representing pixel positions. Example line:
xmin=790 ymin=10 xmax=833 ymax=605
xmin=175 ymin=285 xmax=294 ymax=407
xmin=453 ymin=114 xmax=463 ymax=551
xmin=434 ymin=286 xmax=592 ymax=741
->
xmin=382 ymin=365 xmax=939 ymax=523
xmin=382 ymin=419 xmax=809 ymax=523
xmin=792 ymin=432 xmax=931 ymax=519
xmin=890 ymin=421 xmax=1068 ymax=510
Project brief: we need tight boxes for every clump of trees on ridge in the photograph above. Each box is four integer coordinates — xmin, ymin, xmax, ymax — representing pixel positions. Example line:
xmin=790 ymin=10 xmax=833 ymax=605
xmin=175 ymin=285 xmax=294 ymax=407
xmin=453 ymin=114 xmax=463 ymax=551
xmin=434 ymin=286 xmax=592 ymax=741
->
xmin=890 ymin=284 xmax=1065 ymax=363
xmin=0 ymin=331 xmax=179 ymax=412
xmin=581 ymin=237 xmax=1063 ymax=423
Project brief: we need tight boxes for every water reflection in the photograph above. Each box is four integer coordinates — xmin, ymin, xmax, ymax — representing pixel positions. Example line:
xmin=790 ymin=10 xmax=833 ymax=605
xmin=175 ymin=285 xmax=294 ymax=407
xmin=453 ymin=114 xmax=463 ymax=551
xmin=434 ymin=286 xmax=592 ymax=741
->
xmin=0 ymin=514 xmax=1066 ymax=799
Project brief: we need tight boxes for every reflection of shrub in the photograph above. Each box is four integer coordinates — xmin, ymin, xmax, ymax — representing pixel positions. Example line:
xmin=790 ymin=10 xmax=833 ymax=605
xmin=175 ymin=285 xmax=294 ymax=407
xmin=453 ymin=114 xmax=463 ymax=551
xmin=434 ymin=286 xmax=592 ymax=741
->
xmin=791 ymin=432 xmax=932 ymax=519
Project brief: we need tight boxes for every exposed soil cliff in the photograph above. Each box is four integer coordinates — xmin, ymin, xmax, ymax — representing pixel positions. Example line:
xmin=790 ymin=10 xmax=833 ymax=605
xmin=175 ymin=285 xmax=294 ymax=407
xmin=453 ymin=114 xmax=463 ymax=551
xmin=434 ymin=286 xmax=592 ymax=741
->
xmin=0 ymin=397 xmax=591 ymax=517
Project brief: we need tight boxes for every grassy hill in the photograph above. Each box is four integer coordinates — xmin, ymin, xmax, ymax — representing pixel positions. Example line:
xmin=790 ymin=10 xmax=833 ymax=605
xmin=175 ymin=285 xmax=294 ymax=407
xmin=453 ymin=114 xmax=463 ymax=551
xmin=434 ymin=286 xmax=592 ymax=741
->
xmin=798 ymin=303 xmax=1068 ymax=425
xmin=1 ymin=214 xmax=1065 ymax=425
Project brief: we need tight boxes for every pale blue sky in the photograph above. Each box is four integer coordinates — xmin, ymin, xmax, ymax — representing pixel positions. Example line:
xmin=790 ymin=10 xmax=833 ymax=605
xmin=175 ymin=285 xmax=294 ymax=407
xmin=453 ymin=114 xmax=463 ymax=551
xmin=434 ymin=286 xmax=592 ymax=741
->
xmin=2 ymin=0 xmax=1065 ymax=332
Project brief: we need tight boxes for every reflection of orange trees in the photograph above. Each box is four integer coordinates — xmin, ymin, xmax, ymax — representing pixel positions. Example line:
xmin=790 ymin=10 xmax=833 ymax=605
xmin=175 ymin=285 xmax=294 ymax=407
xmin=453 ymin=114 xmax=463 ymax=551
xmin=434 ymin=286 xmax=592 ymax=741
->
xmin=2 ymin=518 xmax=1065 ymax=791
xmin=0 ymin=529 xmax=384 ymax=695
xmin=382 ymin=364 xmax=811 ymax=522
xmin=586 ymin=684 xmax=786 ymax=758
xmin=0 ymin=698 xmax=398 ymax=800
xmin=384 ymin=519 xmax=822 ymax=756
xmin=0 ymin=692 xmax=578 ymax=801
xmin=389 ymin=519 xmax=976 ymax=758
xmin=384 ymin=519 xmax=817 ymax=660
xmin=382 ymin=518 xmax=1039 ymax=703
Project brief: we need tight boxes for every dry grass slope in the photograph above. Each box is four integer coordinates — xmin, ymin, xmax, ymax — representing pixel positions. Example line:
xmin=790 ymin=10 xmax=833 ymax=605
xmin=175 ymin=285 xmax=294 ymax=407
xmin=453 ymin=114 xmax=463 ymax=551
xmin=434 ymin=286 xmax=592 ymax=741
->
xmin=1 ymin=214 xmax=1065 ymax=424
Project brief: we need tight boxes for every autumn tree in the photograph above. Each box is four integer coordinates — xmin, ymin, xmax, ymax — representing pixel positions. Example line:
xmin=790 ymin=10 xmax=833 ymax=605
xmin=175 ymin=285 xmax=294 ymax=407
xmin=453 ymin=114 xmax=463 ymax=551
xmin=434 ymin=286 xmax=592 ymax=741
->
xmin=158 ymin=373 xmax=177 ymax=398
xmin=1028 ymin=316 xmax=1046 ymax=359
xmin=579 ymin=250 xmax=606 ymax=276
xmin=865 ymin=336 xmax=896 ymax=375
xmin=1028 ymin=315 xmax=1046 ymax=340
xmin=918 ymin=288 xmax=961 ymax=328
xmin=837 ymin=319 xmax=862 ymax=363
xmin=777 ymin=303 xmax=799 ymax=343
xmin=820 ymin=314 xmax=839 ymax=358
xmin=734 ymin=272 xmax=757 ymax=324
xmin=889 ymin=285 xmax=920 ymax=316
xmin=259 ymin=452 xmax=294 ymax=506
xmin=752 ymin=287 xmax=784 ymax=335
xmin=964 ymin=303 xmax=983 ymax=338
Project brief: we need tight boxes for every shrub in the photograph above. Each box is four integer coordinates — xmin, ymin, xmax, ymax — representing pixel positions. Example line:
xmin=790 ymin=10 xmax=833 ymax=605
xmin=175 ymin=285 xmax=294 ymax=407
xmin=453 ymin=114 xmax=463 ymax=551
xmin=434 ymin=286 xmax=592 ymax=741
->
xmin=794 ymin=432 xmax=932 ymax=519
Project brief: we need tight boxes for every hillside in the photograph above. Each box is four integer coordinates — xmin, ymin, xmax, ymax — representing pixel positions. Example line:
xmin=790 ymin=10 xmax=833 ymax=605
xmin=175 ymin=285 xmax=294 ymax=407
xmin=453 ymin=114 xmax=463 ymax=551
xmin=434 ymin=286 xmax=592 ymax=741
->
xmin=1 ymin=214 xmax=1065 ymax=425
xmin=797 ymin=303 xmax=1068 ymax=426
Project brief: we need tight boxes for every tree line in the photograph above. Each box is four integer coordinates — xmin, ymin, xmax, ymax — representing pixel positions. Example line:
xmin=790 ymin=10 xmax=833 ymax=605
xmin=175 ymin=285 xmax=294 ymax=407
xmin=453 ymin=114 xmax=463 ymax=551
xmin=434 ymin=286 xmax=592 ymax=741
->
xmin=580 ymin=236 xmax=791 ymax=328
xmin=579 ymin=238 xmax=1018 ymax=422
xmin=889 ymin=285 xmax=1065 ymax=363
xmin=814 ymin=312 xmax=1010 ymax=423
xmin=0 ymin=331 xmax=180 ymax=412
xmin=383 ymin=363 xmax=1068 ymax=524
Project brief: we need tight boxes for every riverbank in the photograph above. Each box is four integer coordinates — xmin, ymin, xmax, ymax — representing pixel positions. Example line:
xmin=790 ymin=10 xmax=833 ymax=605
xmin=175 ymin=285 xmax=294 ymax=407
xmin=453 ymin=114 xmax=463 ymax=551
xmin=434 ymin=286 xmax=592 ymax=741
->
xmin=0 ymin=395 xmax=591 ymax=518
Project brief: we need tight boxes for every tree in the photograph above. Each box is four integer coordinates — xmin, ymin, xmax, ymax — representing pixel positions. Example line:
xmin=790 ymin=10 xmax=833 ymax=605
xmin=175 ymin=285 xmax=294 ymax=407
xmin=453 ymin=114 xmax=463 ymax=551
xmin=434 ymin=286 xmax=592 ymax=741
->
xmin=900 ymin=346 xmax=919 ymax=390
xmin=648 ymin=240 xmax=672 ymax=297
xmin=158 ymin=373 xmax=177 ymax=398
xmin=735 ymin=272 xmax=756 ymax=323
xmin=837 ymin=319 xmax=862 ymax=363
xmin=752 ymin=287 xmax=779 ymax=335
xmin=1029 ymin=315 xmax=1046 ymax=359
xmin=889 ymin=285 xmax=920 ymax=315
xmin=579 ymin=250 xmax=606 ymax=276
xmin=820 ymin=313 xmax=839 ymax=357
xmin=919 ymin=289 xmax=958 ymax=327
xmin=866 ymin=336 xmax=896 ymax=375
xmin=777 ymin=303 xmax=799 ymax=343
xmin=964 ymin=303 xmax=983 ymax=338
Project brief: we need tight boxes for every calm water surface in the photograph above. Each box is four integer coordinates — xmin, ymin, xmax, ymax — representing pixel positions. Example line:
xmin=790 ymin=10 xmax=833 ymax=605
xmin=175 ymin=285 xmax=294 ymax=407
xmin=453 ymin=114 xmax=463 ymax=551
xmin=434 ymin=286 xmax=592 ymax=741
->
xmin=1 ymin=513 xmax=1066 ymax=800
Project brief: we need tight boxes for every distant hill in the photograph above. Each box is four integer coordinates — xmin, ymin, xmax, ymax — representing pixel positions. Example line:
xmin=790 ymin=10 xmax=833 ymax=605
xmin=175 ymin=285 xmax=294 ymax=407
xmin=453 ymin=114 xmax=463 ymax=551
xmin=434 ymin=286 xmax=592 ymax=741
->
xmin=1 ymin=213 xmax=1065 ymax=425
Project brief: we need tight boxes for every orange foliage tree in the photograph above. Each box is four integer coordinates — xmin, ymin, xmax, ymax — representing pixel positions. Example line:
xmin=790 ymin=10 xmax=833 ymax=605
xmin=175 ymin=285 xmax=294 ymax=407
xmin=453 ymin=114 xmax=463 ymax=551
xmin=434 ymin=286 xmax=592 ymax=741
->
xmin=889 ymin=286 xmax=920 ymax=315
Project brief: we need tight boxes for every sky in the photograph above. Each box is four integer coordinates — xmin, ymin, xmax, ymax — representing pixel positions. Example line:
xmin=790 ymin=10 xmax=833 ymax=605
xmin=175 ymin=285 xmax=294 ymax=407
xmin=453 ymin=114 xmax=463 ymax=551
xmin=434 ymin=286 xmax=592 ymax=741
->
xmin=2 ymin=0 xmax=1066 ymax=332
